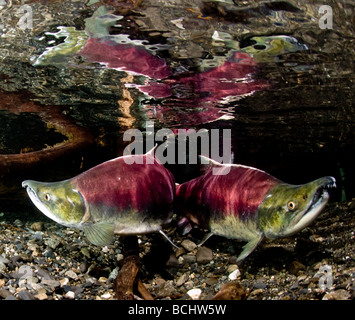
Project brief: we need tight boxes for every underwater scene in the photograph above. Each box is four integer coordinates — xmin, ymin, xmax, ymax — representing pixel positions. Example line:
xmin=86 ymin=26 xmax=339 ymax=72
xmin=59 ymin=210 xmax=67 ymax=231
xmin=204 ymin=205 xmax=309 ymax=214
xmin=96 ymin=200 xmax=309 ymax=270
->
xmin=0 ymin=0 xmax=354 ymax=302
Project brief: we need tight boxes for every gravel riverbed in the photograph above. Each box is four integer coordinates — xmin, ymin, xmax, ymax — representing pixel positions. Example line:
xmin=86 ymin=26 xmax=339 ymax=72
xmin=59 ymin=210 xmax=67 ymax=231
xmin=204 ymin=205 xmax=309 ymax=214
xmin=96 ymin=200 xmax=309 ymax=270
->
xmin=0 ymin=200 xmax=354 ymax=300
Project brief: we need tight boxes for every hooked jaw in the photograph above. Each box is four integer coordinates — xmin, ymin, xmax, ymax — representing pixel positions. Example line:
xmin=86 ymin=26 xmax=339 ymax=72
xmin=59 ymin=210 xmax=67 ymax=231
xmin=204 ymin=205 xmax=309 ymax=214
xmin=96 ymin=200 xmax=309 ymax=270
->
xmin=258 ymin=176 xmax=336 ymax=239
xmin=285 ymin=177 xmax=336 ymax=236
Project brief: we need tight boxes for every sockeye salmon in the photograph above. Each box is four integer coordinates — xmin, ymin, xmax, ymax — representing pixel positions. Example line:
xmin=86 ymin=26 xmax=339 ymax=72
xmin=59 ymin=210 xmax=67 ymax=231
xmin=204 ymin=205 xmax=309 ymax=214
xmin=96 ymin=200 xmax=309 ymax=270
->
xmin=22 ymin=148 xmax=176 ymax=247
xmin=175 ymin=156 xmax=336 ymax=262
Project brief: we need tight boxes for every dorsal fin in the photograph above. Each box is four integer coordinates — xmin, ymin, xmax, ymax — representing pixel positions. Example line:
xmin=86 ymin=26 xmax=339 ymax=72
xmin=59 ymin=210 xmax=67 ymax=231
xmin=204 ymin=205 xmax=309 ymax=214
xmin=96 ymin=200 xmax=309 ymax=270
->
xmin=199 ymin=155 xmax=223 ymax=167
xmin=199 ymin=155 xmax=224 ymax=175
xmin=145 ymin=144 xmax=158 ymax=156
xmin=199 ymin=155 xmax=234 ymax=176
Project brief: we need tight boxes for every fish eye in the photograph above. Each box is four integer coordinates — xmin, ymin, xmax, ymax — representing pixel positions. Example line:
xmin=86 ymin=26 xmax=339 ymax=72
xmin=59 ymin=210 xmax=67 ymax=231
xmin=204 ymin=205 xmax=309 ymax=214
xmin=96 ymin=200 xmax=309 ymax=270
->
xmin=44 ymin=193 xmax=51 ymax=201
xmin=287 ymin=201 xmax=296 ymax=211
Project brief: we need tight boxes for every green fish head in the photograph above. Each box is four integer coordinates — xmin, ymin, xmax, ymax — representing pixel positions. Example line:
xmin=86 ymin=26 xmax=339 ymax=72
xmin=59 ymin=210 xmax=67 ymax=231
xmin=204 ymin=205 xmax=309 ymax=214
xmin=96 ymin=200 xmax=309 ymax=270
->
xmin=258 ymin=176 xmax=336 ymax=239
xmin=22 ymin=179 xmax=86 ymax=228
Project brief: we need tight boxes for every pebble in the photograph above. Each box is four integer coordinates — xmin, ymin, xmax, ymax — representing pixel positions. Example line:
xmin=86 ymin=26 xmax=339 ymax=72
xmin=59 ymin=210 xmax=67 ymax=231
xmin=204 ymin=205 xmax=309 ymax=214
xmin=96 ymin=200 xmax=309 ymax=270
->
xmin=65 ymin=270 xmax=79 ymax=280
xmin=212 ymin=281 xmax=246 ymax=300
xmin=253 ymin=280 xmax=267 ymax=289
xmin=81 ymin=248 xmax=91 ymax=259
xmin=181 ymin=239 xmax=197 ymax=252
xmin=59 ymin=278 xmax=69 ymax=287
xmin=44 ymin=238 xmax=61 ymax=250
xmin=0 ymin=263 xmax=6 ymax=272
xmin=0 ymin=256 xmax=10 ymax=264
xmin=64 ymin=291 xmax=75 ymax=299
xmin=31 ymin=222 xmax=45 ymax=231
xmin=289 ymin=261 xmax=306 ymax=275
xmin=187 ymin=288 xmax=202 ymax=300
xmin=153 ymin=280 xmax=177 ymax=298
xmin=0 ymin=289 xmax=12 ymax=299
xmin=101 ymin=292 xmax=112 ymax=299
xmin=182 ymin=254 xmax=196 ymax=264
xmin=228 ymin=268 xmax=241 ymax=281
xmin=175 ymin=273 xmax=188 ymax=287
xmin=35 ymin=289 xmax=48 ymax=300
xmin=41 ymin=279 xmax=60 ymax=288
xmin=196 ymin=246 xmax=213 ymax=264
xmin=175 ymin=247 xmax=185 ymax=257
xmin=322 ymin=289 xmax=351 ymax=300
xmin=108 ymin=267 xmax=119 ymax=281
xmin=18 ymin=289 xmax=35 ymax=300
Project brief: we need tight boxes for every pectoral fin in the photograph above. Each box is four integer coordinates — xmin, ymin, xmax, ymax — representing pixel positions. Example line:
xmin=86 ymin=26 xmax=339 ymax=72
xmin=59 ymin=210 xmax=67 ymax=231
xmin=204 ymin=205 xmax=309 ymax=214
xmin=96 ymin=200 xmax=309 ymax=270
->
xmin=198 ymin=232 xmax=214 ymax=246
xmin=83 ymin=222 xmax=115 ymax=246
xmin=236 ymin=233 xmax=264 ymax=262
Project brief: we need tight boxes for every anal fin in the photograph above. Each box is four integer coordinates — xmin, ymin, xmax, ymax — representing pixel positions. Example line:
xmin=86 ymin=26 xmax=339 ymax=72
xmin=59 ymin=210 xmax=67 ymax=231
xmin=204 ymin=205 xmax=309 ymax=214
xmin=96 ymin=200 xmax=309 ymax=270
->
xmin=198 ymin=232 xmax=214 ymax=247
xmin=236 ymin=233 xmax=264 ymax=262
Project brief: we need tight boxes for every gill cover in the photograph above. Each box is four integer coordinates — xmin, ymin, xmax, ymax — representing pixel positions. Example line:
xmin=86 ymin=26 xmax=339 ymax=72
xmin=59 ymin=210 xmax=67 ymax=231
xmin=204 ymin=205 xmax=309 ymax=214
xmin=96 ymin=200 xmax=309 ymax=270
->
xmin=258 ymin=176 xmax=336 ymax=239
xmin=22 ymin=179 xmax=86 ymax=227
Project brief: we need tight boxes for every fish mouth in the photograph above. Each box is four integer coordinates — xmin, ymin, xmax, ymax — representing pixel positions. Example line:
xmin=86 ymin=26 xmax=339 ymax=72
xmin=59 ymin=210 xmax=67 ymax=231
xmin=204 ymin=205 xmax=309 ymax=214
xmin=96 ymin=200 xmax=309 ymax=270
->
xmin=22 ymin=180 xmax=37 ymax=201
xmin=286 ymin=176 xmax=336 ymax=236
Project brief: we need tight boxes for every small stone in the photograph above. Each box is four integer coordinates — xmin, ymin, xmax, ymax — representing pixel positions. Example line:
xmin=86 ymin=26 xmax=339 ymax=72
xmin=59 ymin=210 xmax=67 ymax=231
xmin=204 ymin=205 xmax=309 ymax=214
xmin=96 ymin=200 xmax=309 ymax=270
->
xmin=44 ymin=250 xmax=56 ymax=259
xmin=44 ymin=238 xmax=61 ymax=250
xmin=176 ymin=273 xmax=188 ymax=287
xmin=289 ymin=261 xmax=306 ymax=275
xmin=35 ymin=289 xmax=48 ymax=300
xmin=59 ymin=278 xmax=69 ymax=287
xmin=0 ymin=256 xmax=10 ymax=264
xmin=254 ymin=280 xmax=267 ymax=289
xmin=64 ymin=291 xmax=75 ymax=299
xmin=36 ymin=268 xmax=53 ymax=280
xmin=0 ymin=262 xmax=6 ymax=272
xmin=196 ymin=246 xmax=213 ymax=264
xmin=181 ymin=239 xmax=197 ymax=252
xmin=250 ymin=288 xmax=264 ymax=296
xmin=31 ymin=222 xmax=45 ymax=231
xmin=41 ymin=279 xmax=60 ymax=288
xmin=26 ymin=276 xmax=39 ymax=285
xmin=290 ymin=280 xmax=299 ymax=290
xmin=116 ymin=253 xmax=124 ymax=262
xmin=0 ymin=279 xmax=5 ymax=288
xmin=79 ymin=262 xmax=88 ymax=273
xmin=108 ymin=267 xmax=119 ymax=281
xmin=0 ymin=289 xmax=12 ymax=299
xmin=212 ymin=281 xmax=247 ymax=300
xmin=155 ymin=278 xmax=166 ymax=286
xmin=101 ymin=293 xmax=111 ymax=299
xmin=323 ymin=289 xmax=351 ymax=300
xmin=154 ymin=280 xmax=176 ymax=298
xmin=17 ymin=289 xmax=35 ymax=300
xmin=65 ymin=270 xmax=78 ymax=280
xmin=13 ymin=219 xmax=23 ymax=227
xmin=187 ymin=288 xmax=202 ymax=300
xmin=98 ymin=277 xmax=108 ymax=283
xmin=81 ymin=248 xmax=91 ymax=259
xmin=182 ymin=254 xmax=196 ymax=264
xmin=175 ymin=247 xmax=185 ymax=257
xmin=228 ymin=268 xmax=241 ymax=281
